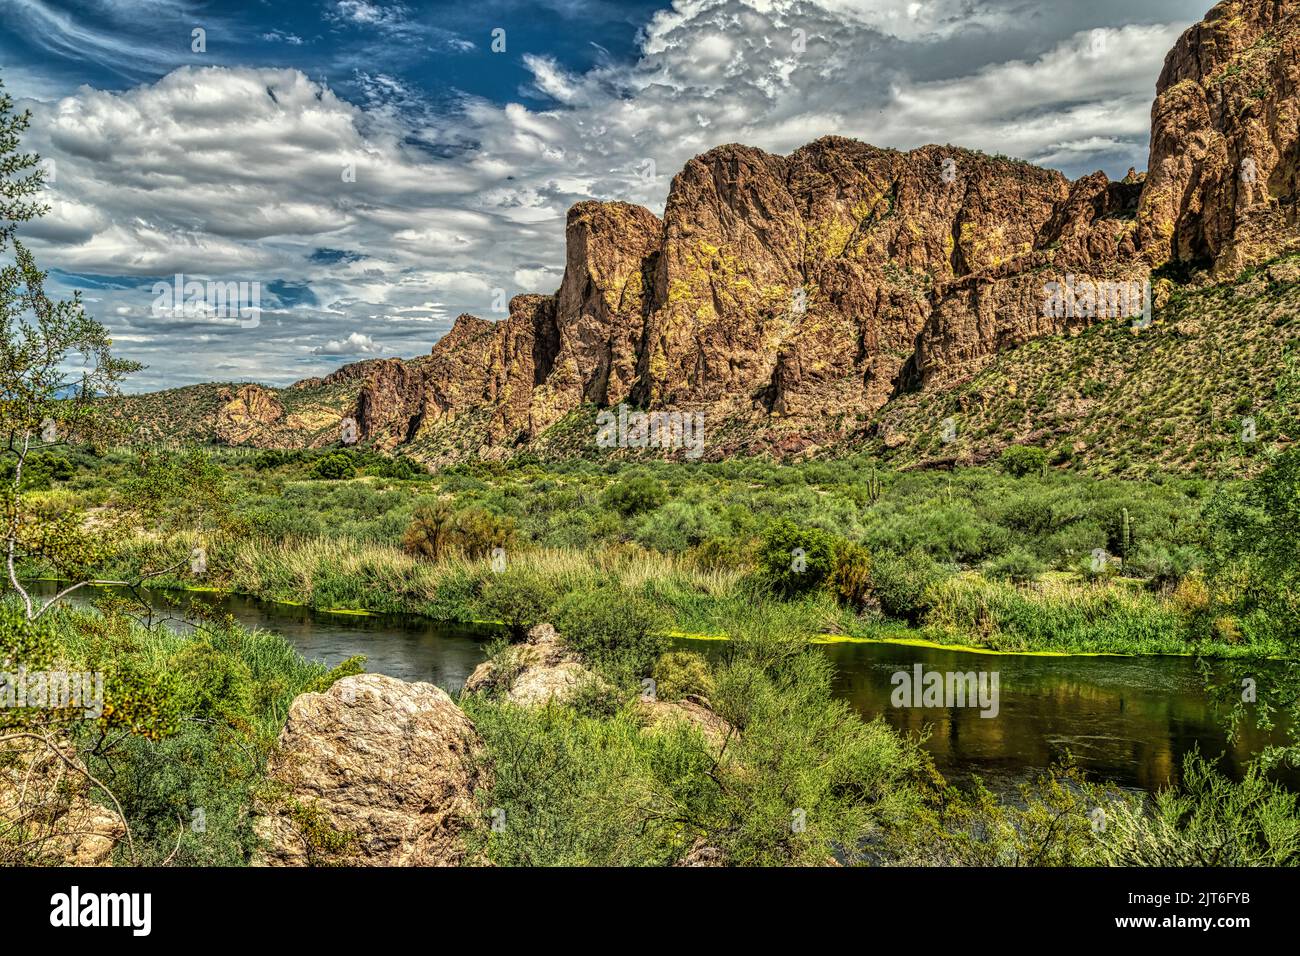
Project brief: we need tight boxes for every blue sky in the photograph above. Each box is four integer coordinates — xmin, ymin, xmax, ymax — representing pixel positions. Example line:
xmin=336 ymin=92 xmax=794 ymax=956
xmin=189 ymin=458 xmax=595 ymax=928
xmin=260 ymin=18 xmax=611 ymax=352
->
xmin=0 ymin=0 xmax=1214 ymax=391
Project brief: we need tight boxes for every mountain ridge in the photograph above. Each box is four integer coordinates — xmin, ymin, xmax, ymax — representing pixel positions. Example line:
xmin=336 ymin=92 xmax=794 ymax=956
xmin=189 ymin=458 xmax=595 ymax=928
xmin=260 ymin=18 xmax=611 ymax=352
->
xmin=109 ymin=0 xmax=1300 ymax=471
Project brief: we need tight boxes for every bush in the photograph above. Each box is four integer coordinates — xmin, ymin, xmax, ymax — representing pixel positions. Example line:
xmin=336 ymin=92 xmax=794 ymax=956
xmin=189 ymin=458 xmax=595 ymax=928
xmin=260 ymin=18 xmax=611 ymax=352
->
xmin=984 ymin=546 xmax=1044 ymax=583
xmin=368 ymin=455 xmax=428 ymax=480
xmin=551 ymin=586 xmax=666 ymax=684
xmin=1098 ymin=753 xmax=1300 ymax=866
xmin=310 ymin=453 xmax=356 ymax=480
xmin=402 ymin=502 xmax=515 ymax=561
xmin=253 ymin=449 xmax=302 ymax=471
xmin=998 ymin=445 xmax=1048 ymax=477
xmin=757 ymin=519 xmax=838 ymax=596
xmin=708 ymin=646 xmax=928 ymax=865
xmin=1171 ymin=571 xmax=1212 ymax=618
xmin=633 ymin=500 xmax=725 ymax=552
xmin=1 ymin=452 xmax=75 ymax=490
xmin=602 ymin=475 xmax=667 ymax=516
xmin=686 ymin=536 xmax=755 ymax=573
xmin=653 ymin=650 xmax=715 ymax=701
xmin=870 ymin=550 xmax=946 ymax=623
xmin=831 ymin=541 xmax=873 ymax=608
xmin=461 ymin=702 xmax=706 ymax=866
xmin=477 ymin=568 xmax=559 ymax=639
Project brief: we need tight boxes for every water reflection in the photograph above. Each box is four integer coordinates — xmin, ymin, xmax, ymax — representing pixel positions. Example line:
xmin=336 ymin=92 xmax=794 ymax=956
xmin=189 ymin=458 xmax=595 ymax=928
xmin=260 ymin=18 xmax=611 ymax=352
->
xmin=31 ymin=582 xmax=1296 ymax=794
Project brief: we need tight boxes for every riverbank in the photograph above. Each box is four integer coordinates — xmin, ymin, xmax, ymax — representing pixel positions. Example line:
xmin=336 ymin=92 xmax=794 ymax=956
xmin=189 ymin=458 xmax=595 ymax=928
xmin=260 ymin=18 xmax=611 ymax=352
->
xmin=25 ymin=578 xmax=1298 ymax=797
xmin=67 ymin=533 xmax=1289 ymax=659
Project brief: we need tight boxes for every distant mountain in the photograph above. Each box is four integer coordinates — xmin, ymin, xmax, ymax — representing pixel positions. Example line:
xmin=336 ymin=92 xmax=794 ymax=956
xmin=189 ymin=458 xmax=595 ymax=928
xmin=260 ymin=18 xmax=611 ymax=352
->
xmin=107 ymin=0 xmax=1300 ymax=474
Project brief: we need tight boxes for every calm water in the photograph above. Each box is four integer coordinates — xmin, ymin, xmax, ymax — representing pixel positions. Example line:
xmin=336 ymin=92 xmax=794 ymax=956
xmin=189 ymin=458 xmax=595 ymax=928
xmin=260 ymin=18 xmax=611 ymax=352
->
xmin=31 ymin=582 xmax=1296 ymax=794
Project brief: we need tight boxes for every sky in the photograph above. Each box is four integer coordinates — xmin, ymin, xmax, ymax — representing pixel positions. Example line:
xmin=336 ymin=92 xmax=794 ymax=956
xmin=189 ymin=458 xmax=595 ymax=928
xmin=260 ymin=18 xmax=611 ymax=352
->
xmin=0 ymin=0 xmax=1215 ymax=391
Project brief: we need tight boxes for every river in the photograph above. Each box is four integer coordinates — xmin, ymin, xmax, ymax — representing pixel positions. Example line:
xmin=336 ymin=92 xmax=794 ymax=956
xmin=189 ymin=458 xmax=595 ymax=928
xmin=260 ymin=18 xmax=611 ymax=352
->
xmin=30 ymin=581 xmax=1296 ymax=795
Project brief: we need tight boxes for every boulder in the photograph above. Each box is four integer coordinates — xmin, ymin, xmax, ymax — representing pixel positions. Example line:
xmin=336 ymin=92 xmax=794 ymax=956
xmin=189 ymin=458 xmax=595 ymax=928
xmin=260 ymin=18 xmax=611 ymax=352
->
xmin=676 ymin=838 xmax=727 ymax=867
xmin=463 ymin=623 xmax=600 ymax=707
xmin=637 ymin=695 xmax=734 ymax=750
xmin=0 ymin=737 xmax=124 ymax=866
xmin=253 ymin=673 xmax=484 ymax=866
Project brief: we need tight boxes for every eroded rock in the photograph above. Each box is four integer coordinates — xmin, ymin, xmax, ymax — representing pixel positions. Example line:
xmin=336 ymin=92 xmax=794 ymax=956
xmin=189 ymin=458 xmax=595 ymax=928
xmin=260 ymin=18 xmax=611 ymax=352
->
xmin=0 ymin=737 xmax=125 ymax=866
xmin=462 ymin=622 xmax=600 ymax=707
xmin=254 ymin=673 xmax=484 ymax=866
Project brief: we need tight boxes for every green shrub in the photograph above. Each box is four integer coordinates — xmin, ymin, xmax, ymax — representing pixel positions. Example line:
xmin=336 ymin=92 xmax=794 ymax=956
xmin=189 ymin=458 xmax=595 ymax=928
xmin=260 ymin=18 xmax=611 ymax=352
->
xmin=984 ymin=546 xmax=1044 ymax=583
xmin=708 ymin=644 xmax=928 ymax=865
xmin=368 ymin=455 xmax=428 ymax=480
xmin=310 ymin=453 xmax=356 ymax=480
xmin=686 ymin=536 xmax=755 ymax=573
xmin=602 ymin=475 xmax=667 ymax=516
xmin=757 ymin=519 xmax=837 ymax=596
xmin=402 ymin=501 xmax=515 ymax=560
xmin=477 ymin=568 xmax=560 ymax=639
xmin=831 ymin=541 xmax=873 ymax=608
xmin=870 ymin=550 xmax=946 ymax=624
xmin=653 ymin=650 xmax=715 ymax=701
xmin=461 ymin=702 xmax=707 ymax=866
xmin=1098 ymin=753 xmax=1300 ymax=866
xmin=633 ymin=500 xmax=726 ymax=552
xmin=998 ymin=445 xmax=1048 ymax=477
xmin=551 ymin=586 xmax=666 ymax=684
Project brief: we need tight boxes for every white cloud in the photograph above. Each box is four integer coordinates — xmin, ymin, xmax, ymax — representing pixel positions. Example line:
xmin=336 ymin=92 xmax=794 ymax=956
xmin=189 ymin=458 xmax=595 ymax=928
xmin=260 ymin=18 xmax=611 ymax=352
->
xmin=312 ymin=331 xmax=382 ymax=355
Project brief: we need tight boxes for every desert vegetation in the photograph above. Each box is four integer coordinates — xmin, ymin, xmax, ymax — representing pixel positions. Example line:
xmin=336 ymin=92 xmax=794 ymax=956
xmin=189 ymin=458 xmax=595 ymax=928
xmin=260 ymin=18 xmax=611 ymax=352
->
xmin=28 ymin=441 xmax=1293 ymax=657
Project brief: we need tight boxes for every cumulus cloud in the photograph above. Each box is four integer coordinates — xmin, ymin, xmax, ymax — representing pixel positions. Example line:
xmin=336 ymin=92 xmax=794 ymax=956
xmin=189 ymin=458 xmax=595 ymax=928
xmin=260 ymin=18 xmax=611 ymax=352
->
xmin=312 ymin=331 xmax=382 ymax=355
xmin=11 ymin=0 xmax=1205 ymax=389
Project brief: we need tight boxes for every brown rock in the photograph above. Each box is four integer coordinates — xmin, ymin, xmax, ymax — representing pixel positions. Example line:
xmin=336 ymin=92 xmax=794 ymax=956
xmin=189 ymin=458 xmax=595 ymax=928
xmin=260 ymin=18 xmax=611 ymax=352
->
xmin=1137 ymin=0 xmax=1300 ymax=275
xmin=0 ymin=737 xmax=125 ymax=866
xmin=214 ymin=384 xmax=283 ymax=444
xmin=109 ymin=2 xmax=1300 ymax=465
xmin=676 ymin=838 xmax=727 ymax=867
xmin=638 ymin=695 xmax=734 ymax=749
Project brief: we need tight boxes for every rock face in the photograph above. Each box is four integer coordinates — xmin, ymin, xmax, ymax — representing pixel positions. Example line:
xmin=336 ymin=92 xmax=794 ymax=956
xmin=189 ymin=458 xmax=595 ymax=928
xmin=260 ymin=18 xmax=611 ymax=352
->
xmin=462 ymin=623 xmax=597 ymax=707
xmin=637 ymin=695 xmax=734 ymax=750
xmin=214 ymin=384 xmax=283 ymax=444
xmin=1138 ymin=0 xmax=1300 ymax=276
xmin=115 ymin=1 xmax=1300 ymax=462
xmin=254 ymin=673 xmax=484 ymax=866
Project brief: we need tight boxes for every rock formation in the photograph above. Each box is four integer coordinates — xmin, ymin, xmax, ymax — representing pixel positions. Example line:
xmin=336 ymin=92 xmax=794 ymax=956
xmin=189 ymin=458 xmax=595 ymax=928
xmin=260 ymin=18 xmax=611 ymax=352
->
xmin=462 ymin=622 xmax=598 ymax=707
xmin=113 ymin=0 xmax=1300 ymax=464
xmin=254 ymin=673 xmax=484 ymax=866
xmin=0 ymin=737 xmax=125 ymax=866
xmin=637 ymin=695 xmax=734 ymax=750
xmin=1138 ymin=0 xmax=1300 ymax=276
xmin=214 ymin=384 xmax=283 ymax=445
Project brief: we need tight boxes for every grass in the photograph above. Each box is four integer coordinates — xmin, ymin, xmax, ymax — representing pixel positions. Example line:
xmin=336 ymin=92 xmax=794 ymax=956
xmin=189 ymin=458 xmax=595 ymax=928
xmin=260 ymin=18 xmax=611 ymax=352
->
xmin=89 ymin=531 xmax=1282 ymax=659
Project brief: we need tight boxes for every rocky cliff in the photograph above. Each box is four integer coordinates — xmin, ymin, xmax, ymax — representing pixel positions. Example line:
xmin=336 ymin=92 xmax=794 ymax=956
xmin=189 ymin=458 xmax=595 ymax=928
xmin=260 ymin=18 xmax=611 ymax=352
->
xmin=112 ymin=0 xmax=1300 ymax=465
xmin=1138 ymin=0 xmax=1300 ymax=276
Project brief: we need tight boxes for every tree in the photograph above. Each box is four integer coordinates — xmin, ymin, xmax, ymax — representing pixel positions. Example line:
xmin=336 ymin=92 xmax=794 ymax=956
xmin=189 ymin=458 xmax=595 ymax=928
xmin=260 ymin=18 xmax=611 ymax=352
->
xmin=0 ymin=79 xmax=145 ymax=619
